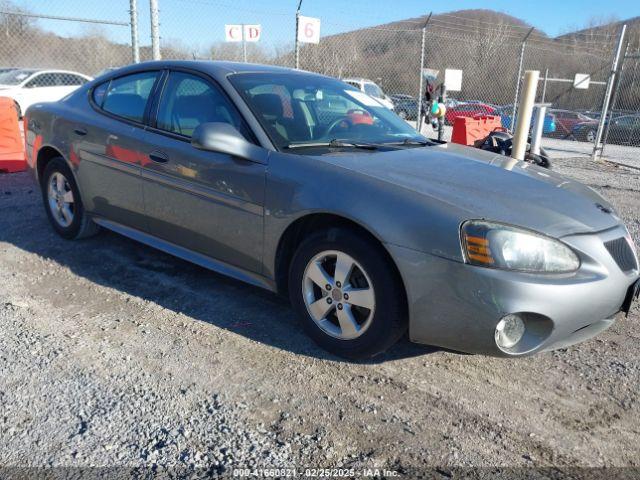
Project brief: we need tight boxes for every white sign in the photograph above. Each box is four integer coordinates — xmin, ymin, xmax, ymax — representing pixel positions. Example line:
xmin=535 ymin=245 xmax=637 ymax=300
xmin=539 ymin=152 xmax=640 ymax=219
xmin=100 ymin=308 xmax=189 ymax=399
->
xmin=225 ymin=24 xmax=243 ymax=42
xmin=243 ymin=24 xmax=261 ymax=42
xmin=225 ymin=24 xmax=261 ymax=42
xmin=574 ymin=73 xmax=590 ymax=89
xmin=444 ymin=69 xmax=463 ymax=92
xmin=297 ymin=15 xmax=321 ymax=44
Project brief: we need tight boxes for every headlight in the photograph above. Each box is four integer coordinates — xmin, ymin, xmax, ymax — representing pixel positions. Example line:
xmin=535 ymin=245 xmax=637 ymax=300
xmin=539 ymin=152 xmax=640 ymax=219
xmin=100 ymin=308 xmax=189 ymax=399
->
xmin=461 ymin=220 xmax=580 ymax=273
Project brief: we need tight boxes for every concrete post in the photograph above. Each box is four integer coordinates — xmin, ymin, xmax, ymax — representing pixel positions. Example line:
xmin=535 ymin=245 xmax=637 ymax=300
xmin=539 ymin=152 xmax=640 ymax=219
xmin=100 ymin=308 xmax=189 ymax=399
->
xmin=512 ymin=70 xmax=539 ymax=161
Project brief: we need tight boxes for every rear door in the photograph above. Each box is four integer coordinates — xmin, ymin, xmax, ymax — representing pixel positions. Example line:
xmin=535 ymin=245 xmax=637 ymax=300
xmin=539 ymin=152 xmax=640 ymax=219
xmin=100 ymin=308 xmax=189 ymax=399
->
xmin=139 ymin=69 xmax=266 ymax=273
xmin=75 ymin=70 xmax=161 ymax=228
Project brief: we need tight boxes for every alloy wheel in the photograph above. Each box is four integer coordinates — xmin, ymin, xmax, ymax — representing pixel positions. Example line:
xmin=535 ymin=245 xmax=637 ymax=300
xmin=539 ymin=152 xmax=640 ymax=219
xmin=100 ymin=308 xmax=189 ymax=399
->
xmin=47 ymin=172 xmax=75 ymax=228
xmin=302 ymin=250 xmax=375 ymax=340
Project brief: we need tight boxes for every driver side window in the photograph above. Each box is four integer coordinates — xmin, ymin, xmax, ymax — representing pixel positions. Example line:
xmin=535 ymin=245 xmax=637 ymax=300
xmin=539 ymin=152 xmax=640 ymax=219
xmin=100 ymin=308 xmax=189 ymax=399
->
xmin=156 ymin=71 xmax=250 ymax=140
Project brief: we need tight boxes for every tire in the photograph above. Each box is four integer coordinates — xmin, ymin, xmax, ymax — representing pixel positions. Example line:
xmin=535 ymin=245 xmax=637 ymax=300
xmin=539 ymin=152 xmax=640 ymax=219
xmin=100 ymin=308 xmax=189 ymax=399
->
xmin=398 ymin=110 xmax=408 ymax=120
xmin=585 ymin=129 xmax=596 ymax=143
xmin=41 ymin=157 xmax=100 ymax=240
xmin=289 ymin=227 xmax=407 ymax=360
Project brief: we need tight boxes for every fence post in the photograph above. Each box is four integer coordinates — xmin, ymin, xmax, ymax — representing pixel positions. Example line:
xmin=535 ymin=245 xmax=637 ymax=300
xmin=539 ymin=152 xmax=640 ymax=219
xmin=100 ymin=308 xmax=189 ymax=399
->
xmin=294 ymin=0 xmax=303 ymax=69
xmin=129 ymin=0 xmax=140 ymax=63
xmin=150 ymin=0 xmax=161 ymax=60
xmin=510 ymin=27 xmax=534 ymax=134
xmin=601 ymin=39 xmax=630 ymax=156
xmin=592 ymin=24 xmax=626 ymax=160
xmin=541 ymin=67 xmax=549 ymax=103
xmin=416 ymin=12 xmax=431 ymax=133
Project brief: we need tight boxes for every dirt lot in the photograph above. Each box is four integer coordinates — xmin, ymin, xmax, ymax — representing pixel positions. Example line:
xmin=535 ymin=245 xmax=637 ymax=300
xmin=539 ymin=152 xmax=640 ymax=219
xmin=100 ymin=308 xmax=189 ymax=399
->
xmin=0 ymin=157 xmax=639 ymax=477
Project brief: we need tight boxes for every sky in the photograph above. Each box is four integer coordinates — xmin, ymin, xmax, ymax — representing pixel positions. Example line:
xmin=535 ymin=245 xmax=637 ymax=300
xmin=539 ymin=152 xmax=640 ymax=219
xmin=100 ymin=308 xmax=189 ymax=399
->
xmin=10 ymin=0 xmax=640 ymax=50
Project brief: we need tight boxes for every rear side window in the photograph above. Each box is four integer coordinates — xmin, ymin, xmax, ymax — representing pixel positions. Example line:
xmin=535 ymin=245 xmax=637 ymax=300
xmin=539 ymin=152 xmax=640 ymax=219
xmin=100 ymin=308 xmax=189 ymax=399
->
xmin=25 ymin=73 xmax=57 ymax=88
xmin=57 ymin=73 xmax=87 ymax=86
xmin=101 ymin=71 xmax=158 ymax=123
xmin=92 ymin=81 xmax=109 ymax=106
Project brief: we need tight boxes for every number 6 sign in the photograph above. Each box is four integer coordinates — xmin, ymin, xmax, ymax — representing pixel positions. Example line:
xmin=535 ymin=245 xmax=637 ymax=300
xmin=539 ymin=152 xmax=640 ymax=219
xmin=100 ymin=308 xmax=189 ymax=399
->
xmin=297 ymin=15 xmax=321 ymax=44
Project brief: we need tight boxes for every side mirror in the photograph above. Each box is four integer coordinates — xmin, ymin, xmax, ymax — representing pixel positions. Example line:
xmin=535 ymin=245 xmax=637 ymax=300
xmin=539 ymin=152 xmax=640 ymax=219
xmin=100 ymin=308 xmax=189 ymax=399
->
xmin=191 ymin=122 xmax=265 ymax=162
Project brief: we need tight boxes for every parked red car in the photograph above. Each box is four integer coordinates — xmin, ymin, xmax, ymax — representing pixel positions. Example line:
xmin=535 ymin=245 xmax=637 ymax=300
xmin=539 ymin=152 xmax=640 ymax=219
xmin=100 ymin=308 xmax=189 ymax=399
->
xmin=551 ymin=110 xmax=594 ymax=137
xmin=445 ymin=102 xmax=498 ymax=125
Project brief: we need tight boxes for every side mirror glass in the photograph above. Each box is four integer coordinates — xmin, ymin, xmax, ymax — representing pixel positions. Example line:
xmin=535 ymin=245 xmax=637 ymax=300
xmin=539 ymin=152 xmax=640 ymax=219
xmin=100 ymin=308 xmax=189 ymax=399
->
xmin=191 ymin=122 xmax=264 ymax=162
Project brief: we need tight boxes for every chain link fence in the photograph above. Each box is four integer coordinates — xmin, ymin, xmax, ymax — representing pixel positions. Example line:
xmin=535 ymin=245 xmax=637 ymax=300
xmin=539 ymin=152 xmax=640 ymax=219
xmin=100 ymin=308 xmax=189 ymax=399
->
xmin=1 ymin=0 xmax=639 ymax=162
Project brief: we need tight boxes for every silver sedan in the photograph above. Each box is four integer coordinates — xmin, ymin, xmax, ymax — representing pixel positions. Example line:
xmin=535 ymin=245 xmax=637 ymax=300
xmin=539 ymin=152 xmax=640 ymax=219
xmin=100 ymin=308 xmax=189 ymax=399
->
xmin=25 ymin=61 xmax=639 ymax=359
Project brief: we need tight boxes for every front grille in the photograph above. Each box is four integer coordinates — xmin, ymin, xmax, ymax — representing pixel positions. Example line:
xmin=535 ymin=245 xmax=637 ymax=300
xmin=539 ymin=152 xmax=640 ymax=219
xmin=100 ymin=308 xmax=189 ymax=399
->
xmin=604 ymin=237 xmax=638 ymax=272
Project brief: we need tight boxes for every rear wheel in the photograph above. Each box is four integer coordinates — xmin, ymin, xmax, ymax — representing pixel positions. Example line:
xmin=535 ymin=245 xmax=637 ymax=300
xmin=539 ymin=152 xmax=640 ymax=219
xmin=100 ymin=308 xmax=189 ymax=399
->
xmin=41 ymin=157 xmax=100 ymax=240
xmin=397 ymin=110 xmax=408 ymax=120
xmin=585 ymin=128 xmax=596 ymax=143
xmin=289 ymin=228 xmax=407 ymax=359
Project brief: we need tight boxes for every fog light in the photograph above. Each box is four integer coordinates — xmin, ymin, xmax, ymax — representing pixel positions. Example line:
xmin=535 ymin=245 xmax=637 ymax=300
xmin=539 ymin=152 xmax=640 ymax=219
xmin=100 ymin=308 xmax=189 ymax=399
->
xmin=495 ymin=314 xmax=525 ymax=349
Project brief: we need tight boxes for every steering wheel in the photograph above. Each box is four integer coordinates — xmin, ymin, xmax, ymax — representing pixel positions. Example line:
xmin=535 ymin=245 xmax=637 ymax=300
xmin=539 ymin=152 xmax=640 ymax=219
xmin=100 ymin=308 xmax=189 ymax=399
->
xmin=326 ymin=116 xmax=352 ymax=136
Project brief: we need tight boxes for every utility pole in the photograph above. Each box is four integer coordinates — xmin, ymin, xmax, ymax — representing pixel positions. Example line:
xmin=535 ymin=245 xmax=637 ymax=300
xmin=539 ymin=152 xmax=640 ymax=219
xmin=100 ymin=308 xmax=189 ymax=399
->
xmin=592 ymin=24 xmax=626 ymax=160
xmin=416 ymin=12 xmax=432 ymax=133
xmin=129 ymin=0 xmax=140 ymax=63
xmin=294 ymin=0 xmax=303 ymax=69
xmin=510 ymin=26 xmax=534 ymax=133
xmin=150 ymin=0 xmax=161 ymax=60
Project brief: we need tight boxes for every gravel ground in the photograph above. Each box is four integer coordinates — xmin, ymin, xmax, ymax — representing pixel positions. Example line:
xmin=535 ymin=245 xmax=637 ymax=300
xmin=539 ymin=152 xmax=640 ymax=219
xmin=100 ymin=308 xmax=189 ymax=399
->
xmin=0 ymin=157 xmax=639 ymax=478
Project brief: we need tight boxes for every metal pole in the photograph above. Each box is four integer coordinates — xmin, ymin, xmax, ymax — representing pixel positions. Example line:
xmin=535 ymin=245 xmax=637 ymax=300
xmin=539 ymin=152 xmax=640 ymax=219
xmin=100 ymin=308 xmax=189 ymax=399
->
xmin=416 ymin=13 xmax=431 ymax=134
xmin=149 ymin=0 xmax=161 ymax=60
xmin=530 ymin=105 xmax=546 ymax=155
xmin=438 ymin=83 xmax=447 ymax=141
xmin=294 ymin=0 xmax=303 ymax=69
xmin=541 ymin=68 xmax=549 ymax=103
xmin=242 ymin=24 xmax=247 ymax=62
xmin=601 ymin=40 xmax=629 ymax=156
xmin=129 ymin=0 xmax=140 ymax=63
xmin=592 ymin=24 xmax=626 ymax=160
xmin=511 ymin=27 xmax=534 ymax=134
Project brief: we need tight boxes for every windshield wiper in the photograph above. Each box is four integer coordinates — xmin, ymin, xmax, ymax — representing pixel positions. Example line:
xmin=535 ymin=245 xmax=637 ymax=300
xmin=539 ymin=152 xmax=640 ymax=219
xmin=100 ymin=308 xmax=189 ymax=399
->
xmin=394 ymin=138 xmax=434 ymax=146
xmin=284 ymin=139 xmax=380 ymax=150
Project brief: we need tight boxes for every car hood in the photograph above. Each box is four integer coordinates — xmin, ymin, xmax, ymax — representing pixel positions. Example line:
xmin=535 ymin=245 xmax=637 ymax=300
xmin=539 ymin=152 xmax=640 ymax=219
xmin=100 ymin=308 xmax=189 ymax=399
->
xmin=314 ymin=143 xmax=620 ymax=238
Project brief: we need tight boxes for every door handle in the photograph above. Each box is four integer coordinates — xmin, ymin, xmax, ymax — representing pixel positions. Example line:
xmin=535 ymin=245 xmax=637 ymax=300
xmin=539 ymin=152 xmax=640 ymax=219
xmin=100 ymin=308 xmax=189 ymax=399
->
xmin=149 ymin=151 xmax=169 ymax=163
xmin=73 ymin=127 xmax=87 ymax=136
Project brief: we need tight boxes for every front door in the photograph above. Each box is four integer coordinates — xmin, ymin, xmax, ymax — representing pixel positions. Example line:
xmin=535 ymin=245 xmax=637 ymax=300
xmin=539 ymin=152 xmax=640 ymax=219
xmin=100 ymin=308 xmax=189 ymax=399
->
xmin=140 ymin=70 xmax=266 ymax=273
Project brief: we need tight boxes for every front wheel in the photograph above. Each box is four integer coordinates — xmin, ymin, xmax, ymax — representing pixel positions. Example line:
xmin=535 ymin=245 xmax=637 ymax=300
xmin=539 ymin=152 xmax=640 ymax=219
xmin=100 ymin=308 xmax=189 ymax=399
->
xmin=585 ymin=129 xmax=596 ymax=143
xmin=289 ymin=228 xmax=407 ymax=359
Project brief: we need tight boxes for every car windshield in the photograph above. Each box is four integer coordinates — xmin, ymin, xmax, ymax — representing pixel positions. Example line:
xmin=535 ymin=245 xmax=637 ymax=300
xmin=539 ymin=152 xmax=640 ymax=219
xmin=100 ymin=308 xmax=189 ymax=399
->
xmin=0 ymin=69 xmax=36 ymax=85
xmin=229 ymin=72 xmax=427 ymax=150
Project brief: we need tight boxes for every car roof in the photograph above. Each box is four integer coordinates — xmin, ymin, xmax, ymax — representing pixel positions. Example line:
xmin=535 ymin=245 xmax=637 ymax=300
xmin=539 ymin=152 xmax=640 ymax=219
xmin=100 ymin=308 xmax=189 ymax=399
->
xmin=19 ymin=68 xmax=92 ymax=78
xmin=341 ymin=77 xmax=375 ymax=83
xmin=97 ymin=60 xmax=334 ymax=83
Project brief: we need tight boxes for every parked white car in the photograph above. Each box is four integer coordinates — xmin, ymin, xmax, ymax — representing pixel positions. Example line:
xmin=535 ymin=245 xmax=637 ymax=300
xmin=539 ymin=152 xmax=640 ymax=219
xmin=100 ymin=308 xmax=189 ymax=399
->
xmin=341 ymin=77 xmax=395 ymax=110
xmin=0 ymin=68 xmax=92 ymax=118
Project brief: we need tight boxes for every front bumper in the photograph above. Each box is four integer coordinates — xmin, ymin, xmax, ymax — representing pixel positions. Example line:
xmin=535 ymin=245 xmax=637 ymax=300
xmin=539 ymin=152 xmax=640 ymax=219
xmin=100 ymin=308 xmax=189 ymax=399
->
xmin=387 ymin=224 xmax=639 ymax=357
